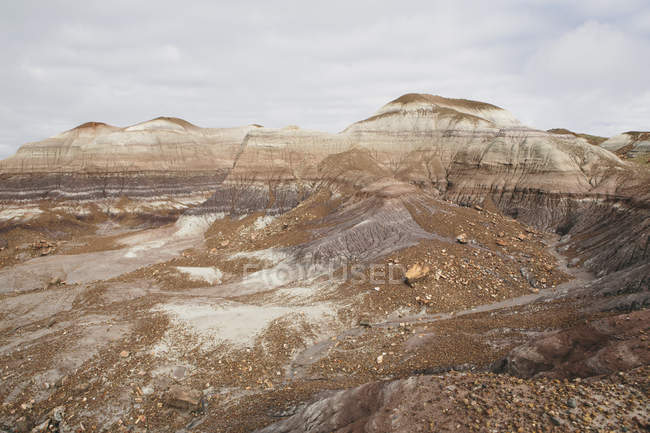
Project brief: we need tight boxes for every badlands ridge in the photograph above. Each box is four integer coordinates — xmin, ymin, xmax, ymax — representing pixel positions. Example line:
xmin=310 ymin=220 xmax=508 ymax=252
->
xmin=0 ymin=94 xmax=648 ymax=432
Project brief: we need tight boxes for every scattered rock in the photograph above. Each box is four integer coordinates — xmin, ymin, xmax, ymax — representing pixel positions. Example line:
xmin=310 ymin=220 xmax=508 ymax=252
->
xmin=456 ymin=234 xmax=468 ymax=244
xmin=166 ymin=385 xmax=203 ymax=411
xmin=119 ymin=350 xmax=130 ymax=358
xmin=495 ymin=239 xmax=507 ymax=247
xmin=567 ymin=398 xmax=577 ymax=408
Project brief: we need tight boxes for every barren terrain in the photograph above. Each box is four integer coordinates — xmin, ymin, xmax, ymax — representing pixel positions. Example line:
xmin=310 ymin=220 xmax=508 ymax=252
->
xmin=0 ymin=94 xmax=648 ymax=432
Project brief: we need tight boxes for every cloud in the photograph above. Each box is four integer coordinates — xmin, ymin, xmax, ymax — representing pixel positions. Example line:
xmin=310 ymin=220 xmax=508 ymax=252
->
xmin=0 ymin=0 xmax=648 ymax=157
xmin=526 ymin=21 xmax=650 ymax=94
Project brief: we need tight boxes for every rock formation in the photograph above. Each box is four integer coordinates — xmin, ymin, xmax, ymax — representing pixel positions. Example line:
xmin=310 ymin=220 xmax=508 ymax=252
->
xmin=547 ymin=128 xmax=608 ymax=146
xmin=0 ymin=117 xmax=258 ymax=173
xmin=601 ymin=131 xmax=650 ymax=159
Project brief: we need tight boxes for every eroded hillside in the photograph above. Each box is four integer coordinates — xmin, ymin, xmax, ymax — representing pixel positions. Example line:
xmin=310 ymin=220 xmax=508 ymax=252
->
xmin=0 ymin=94 xmax=647 ymax=433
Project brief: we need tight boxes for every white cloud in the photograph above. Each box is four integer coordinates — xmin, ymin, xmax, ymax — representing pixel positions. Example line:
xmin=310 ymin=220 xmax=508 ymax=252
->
xmin=526 ymin=21 xmax=650 ymax=93
xmin=0 ymin=0 xmax=648 ymax=157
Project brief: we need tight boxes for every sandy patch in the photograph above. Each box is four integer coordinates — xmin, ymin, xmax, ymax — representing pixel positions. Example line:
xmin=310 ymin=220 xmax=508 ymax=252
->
xmin=175 ymin=266 xmax=223 ymax=284
xmin=156 ymin=300 xmax=333 ymax=348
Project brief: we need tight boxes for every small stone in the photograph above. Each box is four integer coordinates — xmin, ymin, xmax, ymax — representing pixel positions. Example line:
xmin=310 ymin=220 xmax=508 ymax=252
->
xmin=358 ymin=318 xmax=371 ymax=328
xmin=32 ymin=419 xmax=50 ymax=432
xmin=456 ymin=234 xmax=468 ymax=244
xmin=74 ymin=382 xmax=90 ymax=393
xmin=119 ymin=350 xmax=130 ymax=358
xmin=567 ymin=398 xmax=577 ymax=408
xmin=376 ymin=355 xmax=383 ymax=364
xmin=52 ymin=406 xmax=65 ymax=422
xmin=549 ymin=414 xmax=562 ymax=426
xmin=14 ymin=415 xmax=32 ymax=433
xmin=495 ymin=239 xmax=507 ymax=247
xmin=166 ymin=385 xmax=202 ymax=411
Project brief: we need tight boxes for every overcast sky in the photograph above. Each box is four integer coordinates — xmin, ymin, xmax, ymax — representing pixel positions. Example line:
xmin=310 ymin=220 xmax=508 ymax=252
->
xmin=1 ymin=0 xmax=649 ymax=157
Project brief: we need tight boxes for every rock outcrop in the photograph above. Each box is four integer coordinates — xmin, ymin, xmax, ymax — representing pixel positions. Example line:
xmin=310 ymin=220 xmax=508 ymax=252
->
xmin=494 ymin=310 xmax=650 ymax=379
xmin=547 ymin=128 xmax=608 ymax=146
xmin=601 ymin=131 xmax=650 ymax=159
xmin=344 ymin=93 xmax=521 ymax=133
xmin=0 ymin=117 xmax=259 ymax=173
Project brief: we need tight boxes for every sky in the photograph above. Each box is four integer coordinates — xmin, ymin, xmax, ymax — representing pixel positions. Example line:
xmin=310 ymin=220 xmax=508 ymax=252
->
xmin=0 ymin=0 xmax=649 ymax=157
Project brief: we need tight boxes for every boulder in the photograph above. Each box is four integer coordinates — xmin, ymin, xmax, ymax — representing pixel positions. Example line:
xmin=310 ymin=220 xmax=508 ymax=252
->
xmin=404 ymin=263 xmax=430 ymax=286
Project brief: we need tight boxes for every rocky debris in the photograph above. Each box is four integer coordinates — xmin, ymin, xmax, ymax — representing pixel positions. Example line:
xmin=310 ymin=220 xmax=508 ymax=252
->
xmin=494 ymin=309 xmax=650 ymax=379
xmin=31 ymin=239 xmax=55 ymax=256
xmin=256 ymin=367 xmax=649 ymax=433
xmin=119 ymin=350 xmax=130 ymax=358
xmin=404 ymin=263 xmax=430 ymax=286
xmin=166 ymin=385 xmax=203 ymax=411
xmin=456 ymin=233 xmax=468 ymax=244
